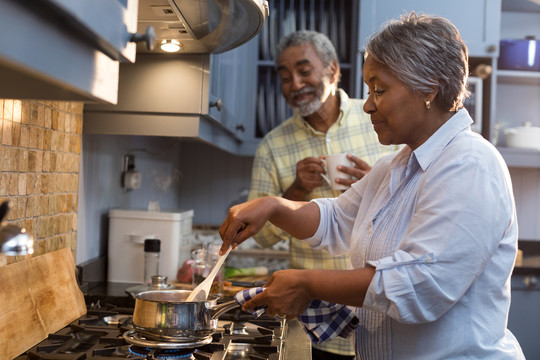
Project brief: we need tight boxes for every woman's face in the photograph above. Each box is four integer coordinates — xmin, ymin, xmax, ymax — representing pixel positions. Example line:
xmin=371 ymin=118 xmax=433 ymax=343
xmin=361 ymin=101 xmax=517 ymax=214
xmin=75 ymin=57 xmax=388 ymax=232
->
xmin=362 ymin=55 xmax=433 ymax=150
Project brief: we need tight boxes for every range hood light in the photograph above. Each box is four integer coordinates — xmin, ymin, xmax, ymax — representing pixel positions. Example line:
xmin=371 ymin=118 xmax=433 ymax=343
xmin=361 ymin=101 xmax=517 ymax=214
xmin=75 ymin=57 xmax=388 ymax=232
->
xmin=160 ymin=39 xmax=182 ymax=52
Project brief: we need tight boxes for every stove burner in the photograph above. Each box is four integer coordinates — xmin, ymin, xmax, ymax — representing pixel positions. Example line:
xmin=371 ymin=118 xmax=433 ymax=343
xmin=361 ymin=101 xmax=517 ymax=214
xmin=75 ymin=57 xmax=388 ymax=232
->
xmin=228 ymin=322 xmax=249 ymax=335
xmin=123 ymin=330 xmax=213 ymax=349
xmin=129 ymin=345 xmax=195 ymax=359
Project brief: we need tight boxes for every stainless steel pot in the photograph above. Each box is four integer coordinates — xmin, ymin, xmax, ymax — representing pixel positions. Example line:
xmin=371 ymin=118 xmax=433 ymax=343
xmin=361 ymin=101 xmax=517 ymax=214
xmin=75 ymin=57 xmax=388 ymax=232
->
xmin=132 ymin=289 xmax=239 ymax=341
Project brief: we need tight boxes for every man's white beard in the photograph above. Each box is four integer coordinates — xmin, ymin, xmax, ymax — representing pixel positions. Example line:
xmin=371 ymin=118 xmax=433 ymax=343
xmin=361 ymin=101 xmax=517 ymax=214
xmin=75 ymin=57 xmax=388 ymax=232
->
xmin=288 ymin=75 xmax=333 ymax=117
xmin=291 ymin=92 xmax=323 ymax=117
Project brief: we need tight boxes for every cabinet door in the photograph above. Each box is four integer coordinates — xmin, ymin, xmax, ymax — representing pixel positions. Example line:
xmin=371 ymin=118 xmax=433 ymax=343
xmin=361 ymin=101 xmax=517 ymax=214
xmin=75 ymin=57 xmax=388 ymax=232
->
xmin=208 ymin=42 xmax=259 ymax=140
xmin=43 ymin=0 xmax=138 ymax=62
xmin=359 ymin=0 xmax=501 ymax=57
xmin=509 ymin=276 xmax=540 ymax=359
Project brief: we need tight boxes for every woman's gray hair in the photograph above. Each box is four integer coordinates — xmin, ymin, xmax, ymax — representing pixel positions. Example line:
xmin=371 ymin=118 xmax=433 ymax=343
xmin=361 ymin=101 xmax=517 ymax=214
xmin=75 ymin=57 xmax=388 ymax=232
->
xmin=275 ymin=30 xmax=338 ymax=69
xmin=365 ymin=12 xmax=469 ymax=111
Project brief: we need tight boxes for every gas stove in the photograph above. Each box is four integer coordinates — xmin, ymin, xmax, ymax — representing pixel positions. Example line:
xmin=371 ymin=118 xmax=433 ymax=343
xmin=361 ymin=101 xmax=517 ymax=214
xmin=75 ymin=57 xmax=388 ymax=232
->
xmin=14 ymin=301 xmax=285 ymax=360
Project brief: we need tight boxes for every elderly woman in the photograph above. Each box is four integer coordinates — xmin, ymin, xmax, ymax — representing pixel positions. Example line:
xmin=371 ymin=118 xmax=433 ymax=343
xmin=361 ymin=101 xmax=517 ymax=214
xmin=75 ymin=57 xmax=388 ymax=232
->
xmin=219 ymin=12 xmax=524 ymax=359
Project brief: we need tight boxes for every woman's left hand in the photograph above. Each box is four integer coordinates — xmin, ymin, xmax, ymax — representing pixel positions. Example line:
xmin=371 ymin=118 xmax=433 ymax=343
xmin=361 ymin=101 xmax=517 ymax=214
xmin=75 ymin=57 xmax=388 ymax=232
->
xmin=242 ymin=269 xmax=312 ymax=319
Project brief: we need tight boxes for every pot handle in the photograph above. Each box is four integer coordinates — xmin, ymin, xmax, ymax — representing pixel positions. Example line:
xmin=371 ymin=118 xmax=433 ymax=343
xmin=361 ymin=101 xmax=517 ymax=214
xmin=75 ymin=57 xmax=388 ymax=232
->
xmin=210 ymin=300 xmax=240 ymax=319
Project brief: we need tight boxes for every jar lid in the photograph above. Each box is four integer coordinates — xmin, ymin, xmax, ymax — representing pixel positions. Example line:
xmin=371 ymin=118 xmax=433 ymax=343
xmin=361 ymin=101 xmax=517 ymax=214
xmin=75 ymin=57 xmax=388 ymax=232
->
xmin=144 ymin=239 xmax=161 ymax=252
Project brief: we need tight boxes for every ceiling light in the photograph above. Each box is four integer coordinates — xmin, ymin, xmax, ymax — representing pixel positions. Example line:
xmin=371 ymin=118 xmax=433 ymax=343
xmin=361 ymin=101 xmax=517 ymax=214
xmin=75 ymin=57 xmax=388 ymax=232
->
xmin=160 ymin=39 xmax=182 ymax=53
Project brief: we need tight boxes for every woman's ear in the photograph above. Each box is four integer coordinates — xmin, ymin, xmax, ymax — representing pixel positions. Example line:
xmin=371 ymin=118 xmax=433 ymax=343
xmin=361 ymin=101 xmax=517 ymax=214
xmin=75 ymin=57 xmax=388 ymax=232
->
xmin=425 ymin=85 xmax=439 ymax=105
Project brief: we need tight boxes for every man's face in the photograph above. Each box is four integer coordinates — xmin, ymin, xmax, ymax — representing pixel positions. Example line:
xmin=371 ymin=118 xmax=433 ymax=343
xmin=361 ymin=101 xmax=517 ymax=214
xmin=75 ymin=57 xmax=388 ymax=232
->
xmin=276 ymin=44 xmax=337 ymax=116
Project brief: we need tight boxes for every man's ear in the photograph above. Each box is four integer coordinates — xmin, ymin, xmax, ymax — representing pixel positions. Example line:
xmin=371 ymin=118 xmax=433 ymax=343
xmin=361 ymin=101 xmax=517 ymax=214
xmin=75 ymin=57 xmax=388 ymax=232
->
xmin=328 ymin=61 xmax=340 ymax=84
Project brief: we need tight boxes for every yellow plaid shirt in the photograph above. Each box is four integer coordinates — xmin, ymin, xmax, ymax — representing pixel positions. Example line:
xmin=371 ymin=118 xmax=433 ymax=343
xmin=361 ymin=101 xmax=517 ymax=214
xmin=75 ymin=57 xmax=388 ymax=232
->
xmin=248 ymin=89 xmax=398 ymax=356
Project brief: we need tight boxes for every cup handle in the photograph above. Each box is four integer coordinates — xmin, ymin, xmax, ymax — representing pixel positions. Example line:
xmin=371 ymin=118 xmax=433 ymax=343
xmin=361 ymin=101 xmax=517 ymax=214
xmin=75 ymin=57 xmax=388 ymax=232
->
xmin=320 ymin=159 xmax=331 ymax=185
xmin=321 ymin=173 xmax=331 ymax=185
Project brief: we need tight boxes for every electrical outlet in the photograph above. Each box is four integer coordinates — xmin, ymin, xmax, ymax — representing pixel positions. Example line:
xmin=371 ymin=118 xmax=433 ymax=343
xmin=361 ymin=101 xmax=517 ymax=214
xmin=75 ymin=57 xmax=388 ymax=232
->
xmin=124 ymin=171 xmax=142 ymax=190
xmin=122 ymin=154 xmax=141 ymax=191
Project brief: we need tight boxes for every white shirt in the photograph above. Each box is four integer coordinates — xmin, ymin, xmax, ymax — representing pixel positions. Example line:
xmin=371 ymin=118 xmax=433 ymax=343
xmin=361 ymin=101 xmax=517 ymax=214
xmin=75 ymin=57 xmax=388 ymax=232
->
xmin=307 ymin=109 xmax=524 ymax=359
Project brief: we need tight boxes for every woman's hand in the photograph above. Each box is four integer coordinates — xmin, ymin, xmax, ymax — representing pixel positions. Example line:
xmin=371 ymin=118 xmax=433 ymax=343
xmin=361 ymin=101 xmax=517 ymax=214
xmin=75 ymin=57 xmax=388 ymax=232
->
xmin=219 ymin=197 xmax=278 ymax=254
xmin=242 ymin=269 xmax=312 ymax=318
xmin=219 ymin=197 xmax=320 ymax=254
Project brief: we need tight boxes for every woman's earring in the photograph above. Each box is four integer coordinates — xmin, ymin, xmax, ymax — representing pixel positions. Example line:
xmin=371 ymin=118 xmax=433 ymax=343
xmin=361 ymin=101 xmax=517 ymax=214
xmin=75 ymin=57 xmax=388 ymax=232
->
xmin=425 ymin=100 xmax=431 ymax=110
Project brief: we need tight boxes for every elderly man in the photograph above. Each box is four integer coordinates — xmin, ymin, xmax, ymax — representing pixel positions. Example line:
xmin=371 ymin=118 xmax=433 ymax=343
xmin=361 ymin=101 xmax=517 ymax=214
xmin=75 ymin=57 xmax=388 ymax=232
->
xmin=248 ymin=30 xmax=397 ymax=360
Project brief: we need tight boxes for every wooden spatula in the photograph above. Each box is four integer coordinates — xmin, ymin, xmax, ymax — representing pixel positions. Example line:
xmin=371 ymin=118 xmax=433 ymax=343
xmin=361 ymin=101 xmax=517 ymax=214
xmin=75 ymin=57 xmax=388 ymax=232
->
xmin=186 ymin=246 xmax=232 ymax=302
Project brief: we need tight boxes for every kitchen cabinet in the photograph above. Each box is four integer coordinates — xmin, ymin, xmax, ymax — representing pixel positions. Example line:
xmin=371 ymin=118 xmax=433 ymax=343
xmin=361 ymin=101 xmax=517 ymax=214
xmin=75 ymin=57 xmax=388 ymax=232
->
xmin=493 ymin=5 xmax=540 ymax=242
xmin=358 ymin=0 xmax=501 ymax=58
xmin=83 ymin=52 xmax=257 ymax=155
xmin=208 ymin=42 xmax=259 ymax=143
xmin=0 ymin=0 xmax=139 ymax=104
xmin=509 ymin=274 xmax=540 ymax=359
xmin=491 ymin=2 xmax=540 ymax=167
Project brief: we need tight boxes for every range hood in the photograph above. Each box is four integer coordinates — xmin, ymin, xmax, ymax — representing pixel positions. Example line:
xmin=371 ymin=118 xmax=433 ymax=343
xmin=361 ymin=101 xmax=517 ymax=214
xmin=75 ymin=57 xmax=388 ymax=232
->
xmin=138 ymin=0 xmax=269 ymax=54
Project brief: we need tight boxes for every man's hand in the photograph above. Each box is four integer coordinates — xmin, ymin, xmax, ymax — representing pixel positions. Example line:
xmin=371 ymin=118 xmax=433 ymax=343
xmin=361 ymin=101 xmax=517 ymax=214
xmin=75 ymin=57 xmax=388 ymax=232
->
xmin=334 ymin=154 xmax=372 ymax=188
xmin=283 ymin=157 xmax=326 ymax=201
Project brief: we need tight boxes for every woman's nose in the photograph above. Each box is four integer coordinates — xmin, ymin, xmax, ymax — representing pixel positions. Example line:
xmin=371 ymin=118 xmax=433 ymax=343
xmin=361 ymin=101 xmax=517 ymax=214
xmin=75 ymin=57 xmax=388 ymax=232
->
xmin=363 ymin=95 xmax=376 ymax=114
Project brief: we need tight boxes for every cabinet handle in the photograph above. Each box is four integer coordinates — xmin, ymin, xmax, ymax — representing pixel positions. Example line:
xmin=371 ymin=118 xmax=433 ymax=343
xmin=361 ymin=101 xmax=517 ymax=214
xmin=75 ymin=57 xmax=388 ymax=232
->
xmin=236 ymin=124 xmax=246 ymax=132
xmin=524 ymin=276 xmax=538 ymax=289
xmin=130 ymin=26 xmax=157 ymax=51
xmin=210 ymin=99 xmax=223 ymax=111
xmin=486 ymin=44 xmax=497 ymax=53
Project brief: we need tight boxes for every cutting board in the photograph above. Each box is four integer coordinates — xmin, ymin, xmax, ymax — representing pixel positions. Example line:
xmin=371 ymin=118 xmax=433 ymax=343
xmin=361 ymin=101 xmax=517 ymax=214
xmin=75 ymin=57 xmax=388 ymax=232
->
xmin=0 ymin=248 xmax=86 ymax=359
xmin=171 ymin=275 xmax=269 ymax=298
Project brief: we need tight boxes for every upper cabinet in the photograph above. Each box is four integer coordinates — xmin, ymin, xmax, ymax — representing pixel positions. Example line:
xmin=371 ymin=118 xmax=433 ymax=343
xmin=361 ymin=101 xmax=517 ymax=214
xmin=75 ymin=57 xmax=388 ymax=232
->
xmin=83 ymin=50 xmax=259 ymax=155
xmin=358 ymin=0 xmax=501 ymax=58
xmin=0 ymin=0 xmax=140 ymax=104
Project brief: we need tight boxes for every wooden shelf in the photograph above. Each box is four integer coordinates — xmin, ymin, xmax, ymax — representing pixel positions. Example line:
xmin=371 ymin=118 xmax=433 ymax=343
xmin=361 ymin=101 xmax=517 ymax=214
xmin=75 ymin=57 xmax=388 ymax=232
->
xmin=497 ymin=146 xmax=540 ymax=168
xmin=497 ymin=70 xmax=540 ymax=85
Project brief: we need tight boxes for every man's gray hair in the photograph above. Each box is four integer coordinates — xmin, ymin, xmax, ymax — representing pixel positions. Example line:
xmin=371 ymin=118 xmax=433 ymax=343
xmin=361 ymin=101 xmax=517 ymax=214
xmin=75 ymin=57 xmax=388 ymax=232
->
xmin=275 ymin=30 xmax=338 ymax=68
xmin=365 ymin=12 xmax=469 ymax=111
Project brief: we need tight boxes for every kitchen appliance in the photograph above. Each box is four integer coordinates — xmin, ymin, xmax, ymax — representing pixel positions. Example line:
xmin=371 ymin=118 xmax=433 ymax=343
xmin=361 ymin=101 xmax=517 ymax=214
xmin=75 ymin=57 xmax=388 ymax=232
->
xmin=15 ymin=300 xmax=287 ymax=360
xmin=498 ymin=38 xmax=540 ymax=72
xmin=138 ymin=0 xmax=269 ymax=54
xmin=108 ymin=209 xmax=194 ymax=283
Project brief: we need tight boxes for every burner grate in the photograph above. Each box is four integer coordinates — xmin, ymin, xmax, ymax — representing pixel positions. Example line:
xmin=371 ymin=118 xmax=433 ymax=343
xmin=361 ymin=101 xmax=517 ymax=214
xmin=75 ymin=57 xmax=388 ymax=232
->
xmin=16 ymin=302 xmax=285 ymax=360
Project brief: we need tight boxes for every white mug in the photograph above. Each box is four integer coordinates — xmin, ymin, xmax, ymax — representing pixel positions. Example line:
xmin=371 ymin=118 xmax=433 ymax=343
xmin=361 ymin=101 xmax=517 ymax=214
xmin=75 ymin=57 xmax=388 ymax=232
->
xmin=321 ymin=153 xmax=354 ymax=191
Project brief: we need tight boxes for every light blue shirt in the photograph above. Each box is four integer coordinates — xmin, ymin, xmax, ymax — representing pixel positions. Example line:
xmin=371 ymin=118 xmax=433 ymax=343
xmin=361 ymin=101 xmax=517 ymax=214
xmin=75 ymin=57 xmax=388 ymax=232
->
xmin=307 ymin=109 xmax=524 ymax=359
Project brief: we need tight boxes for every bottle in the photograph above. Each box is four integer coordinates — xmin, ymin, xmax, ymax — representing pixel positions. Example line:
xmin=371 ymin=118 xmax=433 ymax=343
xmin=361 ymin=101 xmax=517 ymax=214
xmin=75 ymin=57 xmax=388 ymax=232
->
xmin=144 ymin=239 xmax=161 ymax=284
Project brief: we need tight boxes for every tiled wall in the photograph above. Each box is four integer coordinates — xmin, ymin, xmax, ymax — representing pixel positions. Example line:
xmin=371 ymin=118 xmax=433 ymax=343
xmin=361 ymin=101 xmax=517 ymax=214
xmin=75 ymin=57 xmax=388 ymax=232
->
xmin=0 ymin=99 xmax=82 ymax=266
